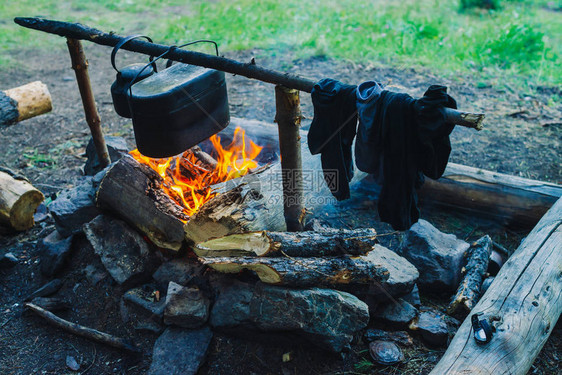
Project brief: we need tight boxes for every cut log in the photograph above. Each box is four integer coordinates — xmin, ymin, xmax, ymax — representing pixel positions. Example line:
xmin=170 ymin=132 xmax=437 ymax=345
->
xmin=95 ymin=154 xmax=188 ymax=250
xmin=430 ymin=196 xmax=562 ymax=375
xmin=0 ymin=81 xmax=52 ymax=126
xmin=446 ymin=235 xmax=492 ymax=317
xmin=200 ymin=254 xmax=390 ymax=287
xmin=193 ymin=228 xmax=378 ymax=257
xmin=418 ymin=163 xmax=562 ymax=228
xmin=0 ymin=170 xmax=44 ymax=231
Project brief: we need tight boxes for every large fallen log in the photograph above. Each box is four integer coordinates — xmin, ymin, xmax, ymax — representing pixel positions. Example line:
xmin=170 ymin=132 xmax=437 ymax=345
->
xmin=430 ymin=196 xmax=562 ymax=375
xmin=418 ymin=163 xmax=562 ymax=228
xmin=193 ymin=228 xmax=378 ymax=257
xmin=200 ymin=253 xmax=390 ymax=287
xmin=95 ymin=154 xmax=189 ymax=250
xmin=0 ymin=170 xmax=44 ymax=231
xmin=0 ymin=81 xmax=52 ymax=126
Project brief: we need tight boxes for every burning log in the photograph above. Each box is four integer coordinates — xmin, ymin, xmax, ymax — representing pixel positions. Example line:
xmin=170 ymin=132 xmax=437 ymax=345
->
xmin=0 ymin=81 xmax=52 ymax=126
xmin=446 ymin=235 xmax=492 ymax=317
xmin=193 ymin=228 xmax=378 ymax=257
xmin=96 ymin=155 xmax=188 ymax=250
xmin=0 ymin=169 xmax=44 ymax=231
xmin=430 ymin=196 xmax=562 ymax=375
xmin=200 ymin=254 xmax=390 ymax=287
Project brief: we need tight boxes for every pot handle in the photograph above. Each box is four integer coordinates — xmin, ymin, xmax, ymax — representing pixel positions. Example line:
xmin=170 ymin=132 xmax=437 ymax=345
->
xmin=165 ymin=40 xmax=220 ymax=68
xmin=111 ymin=35 xmax=157 ymax=73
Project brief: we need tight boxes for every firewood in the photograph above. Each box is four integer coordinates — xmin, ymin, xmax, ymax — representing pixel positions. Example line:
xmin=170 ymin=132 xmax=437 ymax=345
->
xmin=0 ymin=170 xmax=44 ymax=231
xmin=96 ymin=155 xmax=188 ymax=250
xmin=430 ymin=196 xmax=562 ymax=375
xmin=25 ymin=302 xmax=140 ymax=353
xmin=200 ymin=254 xmax=389 ymax=287
xmin=0 ymin=81 xmax=52 ymax=126
xmin=446 ymin=235 xmax=492 ymax=316
xmin=194 ymin=228 xmax=378 ymax=257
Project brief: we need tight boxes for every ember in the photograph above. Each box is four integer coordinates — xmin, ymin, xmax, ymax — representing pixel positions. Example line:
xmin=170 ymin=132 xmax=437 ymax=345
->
xmin=130 ymin=127 xmax=263 ymax=217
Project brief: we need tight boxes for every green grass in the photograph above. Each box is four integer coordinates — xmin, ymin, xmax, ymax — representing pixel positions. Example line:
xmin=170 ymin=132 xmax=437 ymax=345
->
xmin=1 ymin=0 xmax=561 ymax=87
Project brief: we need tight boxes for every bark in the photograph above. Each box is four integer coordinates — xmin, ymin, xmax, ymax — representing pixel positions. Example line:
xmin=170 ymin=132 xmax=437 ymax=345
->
xmin=446 ymin=235 xmax=492 ymax=316
xmin=95 ymin=155 xmax=188 ymax=250
xmin=0 ymin=81 xmax=52 ymax=126
xmin=200 ymin=254 xmax=390 ymax=287
xmin=194 ymin=228 xmax=378 ymax=257
xmin=0 ymin=170 xmax=44 ymax=231
xmin=430 ymin=196 xmax=562 ymax=375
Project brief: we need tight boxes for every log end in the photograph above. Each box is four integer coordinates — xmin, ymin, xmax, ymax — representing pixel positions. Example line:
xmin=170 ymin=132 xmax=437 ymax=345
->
xmin=10 ymin=189 xmax=44 ymax=231
xmin=203 ymin=260 xmax=282 ymax=284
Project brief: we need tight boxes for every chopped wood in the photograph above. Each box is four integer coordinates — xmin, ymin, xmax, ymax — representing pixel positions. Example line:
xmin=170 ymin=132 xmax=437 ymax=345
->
xmin=446 ymin=235 xmax=492 ymax=316
xmin=194 ymin=228 xmax=378 ymax=257
xmin=200 ymin=254 xmax=389 ymax=287
xmin=0 ymin=170 xmax=44 ymax=231
xmin=430 ymin=196 xmax=562 ymax=375
xmin=1 ymin=81 xmax=52 ymax=126
xmin=25 ymin=302 xmax=140 ymax=353
xmin=96 ymin=154 xmax=188 ymax=250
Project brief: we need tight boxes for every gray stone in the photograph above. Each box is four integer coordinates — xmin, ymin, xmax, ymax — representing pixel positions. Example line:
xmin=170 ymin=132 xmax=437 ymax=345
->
xmin=360 ymin=244 xmax=419 ymax=300
xmin=398 ymin=219 xmax=469 ymax=291
xmin=409 ymin=308 xmax=449 ymax=347
xmin=363 ymin=329 xmax=414 ymax=347
xmin=50 ymin=178 xmax=99 ymax=237
xmin=210 ymin=282 xmax=369 ymax=353
xmin=481 ymin=277 xmax=494 ymax=295
xmin=37 ymin=230 xmax=74 ymax=276
xmin=25 ymin=279 xmax=63 ymax=301
xmin=152 ymin=258 xmax=206 ymax=290
xmin=164 ymin=282 xmax=210 ymax=328
xmin=148 ymin=326 xmax=213 ymax=375
xmin=84 ymin=136 xmax=129 ymax=176
xmin=373 ymin=298 xmax=418 ymax=327
xmin=123 ymin=284 xmax=166 ymax=321
xmin=0 ymin=252 xmax=18 ymax=268
xmin=402 ymin=284 xmax=421 ymax=307
xmin=369 ymin=340 xmax=404 ymax=365
xmin=83 ymin=215 xmax=159 ymax=287
xmin=66 ymin=355 xmax=80 ymax=371
xmin=83 ymin=264 xmax=108 ymax=285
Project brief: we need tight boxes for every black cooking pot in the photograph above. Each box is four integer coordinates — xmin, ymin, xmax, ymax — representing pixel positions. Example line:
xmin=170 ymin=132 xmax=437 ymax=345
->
xmin=110 ymin=39 xmax=230 ymax=158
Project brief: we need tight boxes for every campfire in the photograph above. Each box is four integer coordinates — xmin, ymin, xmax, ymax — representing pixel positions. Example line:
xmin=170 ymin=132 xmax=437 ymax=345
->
xmin=129 ymin=127 xmax=263 ymax=218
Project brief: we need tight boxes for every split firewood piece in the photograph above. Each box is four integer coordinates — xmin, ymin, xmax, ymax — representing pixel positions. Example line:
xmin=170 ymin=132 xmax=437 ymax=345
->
xmin=24 ymin=302 xmax=140 ymax=353
xmin=96 ymin=155 xmax=188 ymax=251
xmin=200 ymin=254 xmax=389 ymax=287
xmin=0 ymin=170 xmax=44 ymax=231
xmin=194 ymin=228 xmax=378 ymax=257
xmin=446 ymin=235 xmax=492 ymax=316
xmin=0 ymin=81 xmax=52 ymax=126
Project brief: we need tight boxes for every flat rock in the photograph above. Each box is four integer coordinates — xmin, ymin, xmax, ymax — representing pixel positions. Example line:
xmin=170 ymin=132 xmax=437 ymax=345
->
xmin=25 ymin=279 xmax=63 ymax=301
xmin=369 ymin=340 xmax=404 ymax=365
xmin=84 ymin=135 xmax=129 ymax=176
xmin=84 ymin=215 xmax=159 ymax=287
xmin=123 ymin=284 xmax=166 ymax=323
xmin=398 ymin=219 xmax=469 ymax=292
xmin=50 ymin=178 xmax=100 ymax=237
xmin=210 ymin=281 xmax=369 ymax=353
xmin=148 ymin=326 xmax=213 ymax=375
xmin=363 ymin=329 xmax=414 ymax=347
xmin=152 ymin=258 xmax=205 ymax=290
xmin=373 ymin=298 xmax=418 ymax=327
xmin=0 ymin=252 xmax=18 ymax=268
xmin=164 ymin=282 xmax=210 ymax=328
xmin=409 ymin=308 xmax=449 ymax=347
xmin=37 ymin=230 xmax=74 ymax=277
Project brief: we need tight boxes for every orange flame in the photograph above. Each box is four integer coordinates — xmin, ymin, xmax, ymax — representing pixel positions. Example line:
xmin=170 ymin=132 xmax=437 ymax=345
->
xmin=130 ymin=127 xmax=262 ymax=219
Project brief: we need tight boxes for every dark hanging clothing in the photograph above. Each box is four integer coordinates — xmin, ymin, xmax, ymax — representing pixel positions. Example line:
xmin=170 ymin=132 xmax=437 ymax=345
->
xmin=309 ymin=79 xmax=358 ymax=201
xmin=355 ymin=83 xmax=457 ymax=231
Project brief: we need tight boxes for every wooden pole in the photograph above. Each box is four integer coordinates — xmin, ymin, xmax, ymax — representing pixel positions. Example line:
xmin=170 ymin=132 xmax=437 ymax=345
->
xmin=14 ymin=17 xmax=484 ymax=129
xmin=275 ymin=85 xmax=305 ymax=231
xmin=430 ymin=196 xmax=562 ymax=375
xmin=66 ymin=38 xmax=111 ymax=168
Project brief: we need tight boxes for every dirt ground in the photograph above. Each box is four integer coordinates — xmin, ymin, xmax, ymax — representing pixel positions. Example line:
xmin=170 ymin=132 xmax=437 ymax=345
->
xmin=0 ymin=43 xmax=561 ymax=374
